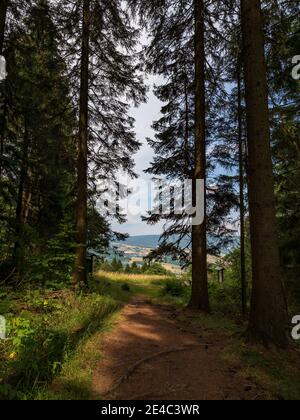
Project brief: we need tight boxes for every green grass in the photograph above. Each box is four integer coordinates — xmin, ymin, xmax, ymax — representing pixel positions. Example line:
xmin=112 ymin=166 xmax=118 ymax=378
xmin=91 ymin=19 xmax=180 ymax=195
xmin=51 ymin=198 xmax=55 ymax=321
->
xmin=0 ymin=288 xmax=119 ymax=400
xmin=0 ymin=271 xmax=176 ymax=400
xmin=220 ymin=338 xmax=300 ymax=400
xmin=36 ymin=311 xmax=120 ymax=400
xmin=91 ymin=271 xmax=175 ymax=302
xmin=240 ymin=348 xmax=300 ymax=400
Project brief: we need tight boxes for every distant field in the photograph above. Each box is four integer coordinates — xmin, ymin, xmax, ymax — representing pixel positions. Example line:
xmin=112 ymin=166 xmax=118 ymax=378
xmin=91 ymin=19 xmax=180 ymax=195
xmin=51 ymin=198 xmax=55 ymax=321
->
xmin=97 ymin=271 xmax=171 ymax=282
xmin=91 ymin=271 xmax=179 ymax=304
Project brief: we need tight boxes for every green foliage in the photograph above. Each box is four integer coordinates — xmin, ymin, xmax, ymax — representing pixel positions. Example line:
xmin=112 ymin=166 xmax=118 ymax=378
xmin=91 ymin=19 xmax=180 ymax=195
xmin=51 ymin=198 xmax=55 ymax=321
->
xmin=24 ymin=218 xmax=76 ymax=286
xmin=208 ymin=281 xmax=241 ymax=315
xmin=0 ymin=290 xmax=119 ymax=400
xmin=121 ymin=283 xmax=131 ymax=292
xmin=7 ymin=318 xmax=35 ymax=350
xmin=100 ymin=258 xmax=124 ymax=273
xmin=8 ymin=320 xmax=69 ymax=388
xmin=239 ymin=348 xmax=300 ymax=400
xmin=0 ymin=0 xmax=77 ymax=286
xmin=266 ymin=1 xmax=300 ymax=308
xmin=163 ymin=279 xmax=187 ymax=297
xmin=87 ymin=207 xmax=110 ymax=254
xmin=144 ymin=263 xmax=170 ymax=276
xmin=130 ymin=262 xmax=139 ymax=273
xmin=217 ymin=226 xmax=252 ymax=314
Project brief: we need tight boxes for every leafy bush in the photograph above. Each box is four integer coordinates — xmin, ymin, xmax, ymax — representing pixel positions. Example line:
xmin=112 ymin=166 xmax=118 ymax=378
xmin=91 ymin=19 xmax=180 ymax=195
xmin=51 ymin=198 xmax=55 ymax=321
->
xmin=208 ymin=280 xmax=242 ymax=315
xmin=24 ymin=220 xmax=76 ymax=287
xmin=121 ymin=283 xmax=131 ymax=292
xmin=144 ymin=263 xmax=170 ymax=276
xmin=11 ymin=323 xmax=69 ymax=387
xmin=163 ymin=279 xmax=187 ymax=297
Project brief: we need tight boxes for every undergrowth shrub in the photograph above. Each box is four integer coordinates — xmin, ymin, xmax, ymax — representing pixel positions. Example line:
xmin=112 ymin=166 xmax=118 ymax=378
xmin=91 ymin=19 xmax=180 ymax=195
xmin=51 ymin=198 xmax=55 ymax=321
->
xmin=0 ymin=293 xmax=118 ymax=400
xmin=163 ymin=279 xmax=187 ymax=297
xmin=209 ymin=280 xmax=242 ymax=315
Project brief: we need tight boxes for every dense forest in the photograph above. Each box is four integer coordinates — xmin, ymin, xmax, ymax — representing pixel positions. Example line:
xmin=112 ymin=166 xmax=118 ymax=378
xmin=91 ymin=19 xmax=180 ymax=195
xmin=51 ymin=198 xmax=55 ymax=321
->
xmin=0 ymin=0 xmax=299 ymax=401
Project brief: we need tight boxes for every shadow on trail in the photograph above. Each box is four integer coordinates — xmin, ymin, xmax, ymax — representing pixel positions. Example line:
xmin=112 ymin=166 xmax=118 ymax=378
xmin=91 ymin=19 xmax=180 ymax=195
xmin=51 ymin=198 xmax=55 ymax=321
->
xmin=92 ymin=299 xmax=261 ymax=401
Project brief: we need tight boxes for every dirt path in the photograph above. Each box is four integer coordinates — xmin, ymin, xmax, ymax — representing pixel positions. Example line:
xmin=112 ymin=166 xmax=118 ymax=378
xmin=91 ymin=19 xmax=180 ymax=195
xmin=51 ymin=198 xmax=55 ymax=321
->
xmin=92 ymin=297 xmax=262 ymax=400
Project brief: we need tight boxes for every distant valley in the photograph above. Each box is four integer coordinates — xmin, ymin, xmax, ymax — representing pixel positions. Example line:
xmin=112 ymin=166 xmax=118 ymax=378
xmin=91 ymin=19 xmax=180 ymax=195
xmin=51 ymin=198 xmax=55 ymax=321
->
xmin=109 ymin=235 xmax=184 ymax=274
xmin=108 ymin=235 xmax=228 ymax=274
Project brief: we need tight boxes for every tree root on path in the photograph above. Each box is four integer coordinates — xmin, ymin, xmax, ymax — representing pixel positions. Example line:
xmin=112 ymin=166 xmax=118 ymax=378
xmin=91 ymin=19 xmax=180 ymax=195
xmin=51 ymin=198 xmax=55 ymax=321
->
xmin=103 ymin=344 xmax=206 ymax=397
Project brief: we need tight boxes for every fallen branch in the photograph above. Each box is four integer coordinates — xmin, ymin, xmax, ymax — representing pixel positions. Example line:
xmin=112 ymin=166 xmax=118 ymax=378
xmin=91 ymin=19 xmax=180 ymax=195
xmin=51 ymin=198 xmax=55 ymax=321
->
xmin=104 ymin=344 xmax=206 ymax=397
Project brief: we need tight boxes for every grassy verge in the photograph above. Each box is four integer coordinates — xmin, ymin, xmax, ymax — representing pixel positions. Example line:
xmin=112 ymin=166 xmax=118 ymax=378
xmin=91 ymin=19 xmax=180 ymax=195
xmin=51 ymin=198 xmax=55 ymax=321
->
xmin=220 ymin=339 xmax=300 ymax=400
xmin=0 ymin=271 xmax=176 ymax=400
xmin=0 ymin=288 xmax=119 ymax=400
xmin=36 ymin=310 xmax=120 ymax=400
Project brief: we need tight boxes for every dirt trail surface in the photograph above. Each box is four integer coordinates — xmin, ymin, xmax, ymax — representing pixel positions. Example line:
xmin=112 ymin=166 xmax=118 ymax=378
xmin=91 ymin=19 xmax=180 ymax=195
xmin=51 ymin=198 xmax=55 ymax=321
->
xmin=93 ymin=298 xmax=262 ymax=400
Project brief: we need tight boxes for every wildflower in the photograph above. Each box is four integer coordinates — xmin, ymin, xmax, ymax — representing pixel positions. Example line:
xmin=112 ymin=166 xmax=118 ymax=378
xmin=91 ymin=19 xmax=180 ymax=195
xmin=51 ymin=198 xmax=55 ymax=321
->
xmin=8 ymin=352 xmax=17 ymax=360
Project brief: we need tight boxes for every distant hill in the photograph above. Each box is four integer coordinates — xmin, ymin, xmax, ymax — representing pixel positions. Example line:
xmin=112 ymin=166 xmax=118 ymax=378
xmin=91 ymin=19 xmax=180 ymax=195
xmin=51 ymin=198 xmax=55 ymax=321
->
xmin=116 ymin=234 xmax=236 ymax=254
xmin=117 ymin=235 xmax=191 ymax=250
xmin=119 ymin=235 xmax=161 ymax=249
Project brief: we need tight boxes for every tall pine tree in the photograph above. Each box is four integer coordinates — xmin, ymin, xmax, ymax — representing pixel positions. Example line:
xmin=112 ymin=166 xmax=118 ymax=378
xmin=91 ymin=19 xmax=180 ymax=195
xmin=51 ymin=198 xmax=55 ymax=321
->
xmin=241 ymin=0 xmax=288 ymax=347
xmin=0 ymin=0 xmax=77 ymax=284
xmin=54 ymin=0 xmax=146 ymax=286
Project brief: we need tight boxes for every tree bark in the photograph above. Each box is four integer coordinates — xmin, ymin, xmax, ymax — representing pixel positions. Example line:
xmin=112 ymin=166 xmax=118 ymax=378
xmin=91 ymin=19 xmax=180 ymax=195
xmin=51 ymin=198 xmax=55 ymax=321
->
xmin=184 ymin=77 xmax=190 ymax=177
xmin=13 ymin=120 xmax=30 ymax=278
xmin=73 ymin=0 xmax=90 ymax=287
xmin=0 ymin=0 xmax=8 ymax=179
xmin=22 ymin=168 xmax=32 ymax=222
xmin=237 ymin=66 xmax=247 ymax=316
xmin=0 ymin=0 xmax=8 ymax=53
xmin=190 ymin=0 xmax=209 ymax=312
xmin=241 ymin=0 xmax=288 ymax=347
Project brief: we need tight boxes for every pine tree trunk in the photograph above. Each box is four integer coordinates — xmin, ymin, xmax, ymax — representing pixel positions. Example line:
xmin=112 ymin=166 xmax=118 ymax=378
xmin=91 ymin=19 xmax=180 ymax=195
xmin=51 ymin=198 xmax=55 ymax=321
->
xmin=73 ymin=0 xmax=90 ymax=287
xmin=237 ymin=67 xmax=247 ymax=316
xmin=190 ymin=0 xmax=209 ymax=312
xmin=0 ymin=0 xmax=7 ymax=52
xmin=184 ymin=78 xmax=190 ymax=177
xmin=22 ymin=168 xmax=32 ymax=222
xmin=241 ymin=0 xmax=288 ymax=347
xmin=13 ymin=120 xmax=30 ymax=279
xmin=0 ymin=0 xmax=8 ymax=179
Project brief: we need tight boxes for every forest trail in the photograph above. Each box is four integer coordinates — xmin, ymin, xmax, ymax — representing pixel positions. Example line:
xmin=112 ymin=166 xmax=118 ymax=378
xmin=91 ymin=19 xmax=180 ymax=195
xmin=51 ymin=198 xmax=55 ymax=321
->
xmin=92 ymin=297 xmax=262 ymax=400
